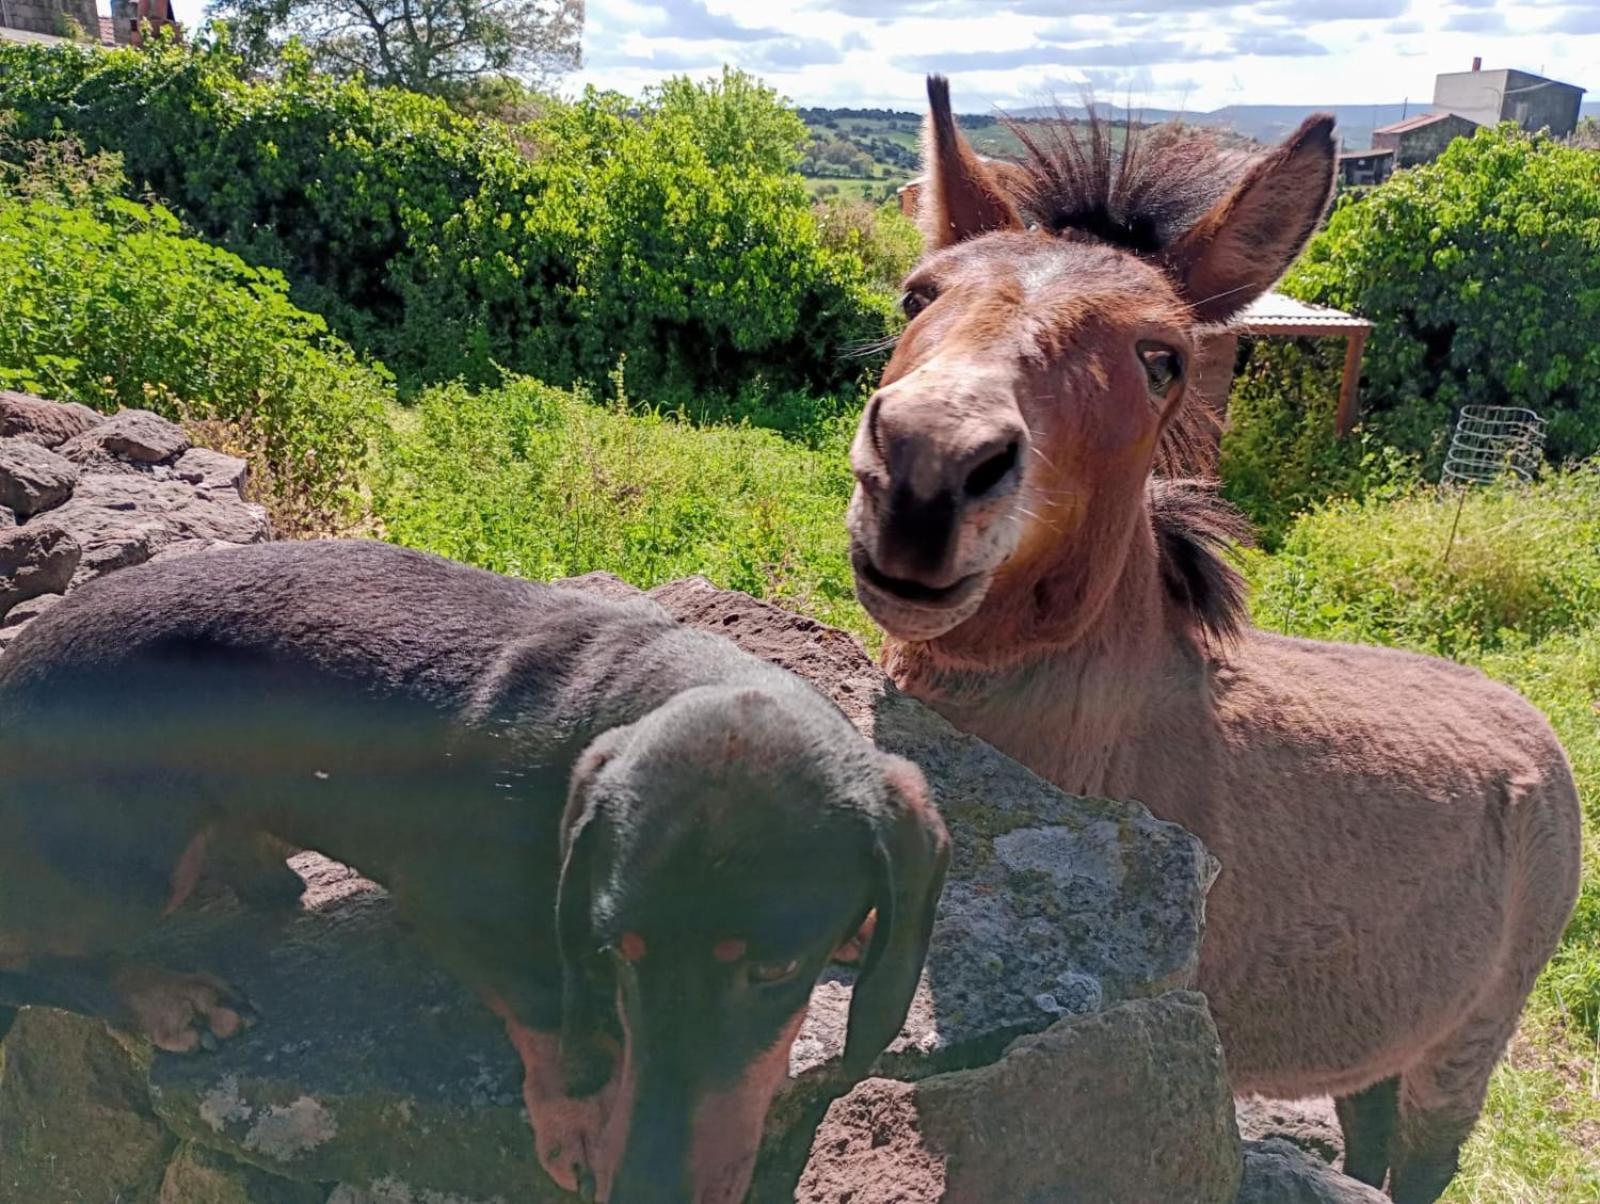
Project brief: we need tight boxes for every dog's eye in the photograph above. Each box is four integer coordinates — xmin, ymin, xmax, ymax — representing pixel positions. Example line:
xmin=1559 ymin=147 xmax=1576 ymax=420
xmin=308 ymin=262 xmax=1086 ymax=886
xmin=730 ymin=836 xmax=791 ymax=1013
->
xmin=1137 ymin=341 xmax=1183 ymax=398
xmin=900 ymin=285 xmax=937 ymax=320
xmin=748 ymin=957 xmax=802 ymax=985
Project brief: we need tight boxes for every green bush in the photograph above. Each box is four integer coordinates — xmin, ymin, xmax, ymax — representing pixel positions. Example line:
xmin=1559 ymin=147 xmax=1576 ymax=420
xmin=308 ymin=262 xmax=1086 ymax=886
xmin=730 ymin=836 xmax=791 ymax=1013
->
xmin=0 ymin=43 xmax=891 ymax=415
xmin=1286 ymin=124 xmax=1600 ymax=465
xmin=1247 ymin=467 xmax=1600 ymax=658
xmin=371 ymin=375 xmax=868 ymax=635
xmin=0 ymin=181 xmax=387 ymax=528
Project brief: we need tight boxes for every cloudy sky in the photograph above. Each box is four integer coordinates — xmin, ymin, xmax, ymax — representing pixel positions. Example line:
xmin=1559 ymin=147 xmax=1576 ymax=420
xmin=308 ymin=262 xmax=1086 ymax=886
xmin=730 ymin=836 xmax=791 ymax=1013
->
xmin=169 ymin=1 xmax=1597 ymax=113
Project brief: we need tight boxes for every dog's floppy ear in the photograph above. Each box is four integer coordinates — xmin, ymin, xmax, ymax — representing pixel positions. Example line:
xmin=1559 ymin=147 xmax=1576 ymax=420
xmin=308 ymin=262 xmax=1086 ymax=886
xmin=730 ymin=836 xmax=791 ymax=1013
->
xmin=555 ymin=725 xmax=632 ymax=1096
xmin=843 ymin=755 xmax=950 ymax=1076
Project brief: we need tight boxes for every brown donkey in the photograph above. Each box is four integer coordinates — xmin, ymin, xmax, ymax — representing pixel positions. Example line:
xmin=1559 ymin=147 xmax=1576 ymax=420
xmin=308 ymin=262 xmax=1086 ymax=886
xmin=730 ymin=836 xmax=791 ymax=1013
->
xmin=847 ymin=77 xmax=1582 ymax=1203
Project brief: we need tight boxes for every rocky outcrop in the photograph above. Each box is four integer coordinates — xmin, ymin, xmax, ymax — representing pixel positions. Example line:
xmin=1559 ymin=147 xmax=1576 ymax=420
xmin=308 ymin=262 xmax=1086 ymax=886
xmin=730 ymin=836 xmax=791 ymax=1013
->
xmin=0 ymin=396 xmax=1380 ymax=1203
xmin=1236 ymin=1139 xmax=1389 ymax=1203
xmin=0 ymin=394 xmax=268 ymax=641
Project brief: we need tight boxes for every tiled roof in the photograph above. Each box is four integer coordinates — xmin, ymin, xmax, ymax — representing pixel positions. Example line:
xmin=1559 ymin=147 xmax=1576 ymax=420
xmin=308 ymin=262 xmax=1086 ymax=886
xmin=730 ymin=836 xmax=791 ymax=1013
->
xmin=1374 ymin=112 xmax=1462 ymax=135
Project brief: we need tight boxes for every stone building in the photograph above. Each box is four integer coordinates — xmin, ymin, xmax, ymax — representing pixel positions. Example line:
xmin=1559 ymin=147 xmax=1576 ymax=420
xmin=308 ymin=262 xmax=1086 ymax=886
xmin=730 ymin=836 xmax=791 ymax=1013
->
xmin=1337 ymin=147 xmax=1395 ymax=186
xmin=1372 ymin=111 xmax=1482 ymax=167
xmin=1433 ymin=60 xmax=1586 ymax=139
xmin=0 ymin=0 xmax=100 ymax=40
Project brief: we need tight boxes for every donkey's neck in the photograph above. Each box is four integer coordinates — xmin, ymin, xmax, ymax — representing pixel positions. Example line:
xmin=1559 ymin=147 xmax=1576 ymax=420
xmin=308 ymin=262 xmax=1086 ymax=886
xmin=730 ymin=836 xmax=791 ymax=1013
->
xmin=883 ymin=501 xmax=1209 ymax=797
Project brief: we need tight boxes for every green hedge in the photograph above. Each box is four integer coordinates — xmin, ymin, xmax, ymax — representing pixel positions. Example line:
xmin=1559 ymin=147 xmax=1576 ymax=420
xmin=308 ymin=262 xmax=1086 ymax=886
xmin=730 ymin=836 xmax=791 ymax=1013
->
xmin=1221 ymin=124 xmax=1600 ymax=536
xmin=0 ymin=184 xmax=387 ymax=527
xmin=0 ymin=44 xmax=891 ymax=416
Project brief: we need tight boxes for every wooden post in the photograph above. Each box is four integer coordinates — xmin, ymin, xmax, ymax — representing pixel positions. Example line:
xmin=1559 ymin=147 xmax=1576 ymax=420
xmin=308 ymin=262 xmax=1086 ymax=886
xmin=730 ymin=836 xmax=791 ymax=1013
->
xmin=1335 ymin=327 xmax=1369 ymax=437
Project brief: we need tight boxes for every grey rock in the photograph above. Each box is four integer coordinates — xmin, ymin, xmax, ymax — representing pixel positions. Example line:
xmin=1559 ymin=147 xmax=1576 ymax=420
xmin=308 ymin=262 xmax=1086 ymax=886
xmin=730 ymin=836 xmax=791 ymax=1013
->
xmin=0 ymin=505 xmax=13 ymax=530
xmin=159 ymin=1142 xmax=328 ymax=1204
xmin=1236 ymin=1138 xmax=1389 ymax=1204
xmin=794 ymin=992 xmax=1241 ymax=1204
xmin=0 ymin=522 xmax=80 ymax=621
xmin=1237 ymin=1095 xmax=1344 ymax=1165
xmin=0 ymin=436 xmax=79 ymax=516
xmin=61 ymin=407 xmax=191 ymax=465
xmin=46 ymin=471 xmax=270 ymax=585
xmin=0 ymin=390 xmax=103 ymax=448
xmin=174 ymin=446 xmax=251 ymax=496
xmin=1 ymin=591 xmax=64 ymax=629
xmin=0 ymin=1008 xmax=176 ymax=1204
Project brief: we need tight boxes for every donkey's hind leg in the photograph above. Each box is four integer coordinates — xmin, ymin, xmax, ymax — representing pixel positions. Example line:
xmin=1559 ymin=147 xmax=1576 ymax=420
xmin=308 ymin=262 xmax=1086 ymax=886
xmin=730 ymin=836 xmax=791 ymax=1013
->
xmin=1388 ymin=1005 xmax=1520 ymax=1204
xmin=1334 ymin=1075 xmax=1397 ymax=1188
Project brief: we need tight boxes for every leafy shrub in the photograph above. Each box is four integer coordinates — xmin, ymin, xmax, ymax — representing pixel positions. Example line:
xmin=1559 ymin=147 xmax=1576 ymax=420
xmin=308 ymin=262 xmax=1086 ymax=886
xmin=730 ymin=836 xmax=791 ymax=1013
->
xmin=1284 ymin=124 xmax=1600 ymax=466
xmin=372 ymin=374 xmax=869 ymax=635
xmin=1219 ymin=336 xmax=1420 ymax=545
xmin=0 ymin=43 xmax=891 ymax=415
xmin=0 ymin=182 xmax=388 ymax=528
xmin=814 ymin=197 xmax=923 ymax=297
xmin=1247 ymin=467 xmax=1600 ymax=658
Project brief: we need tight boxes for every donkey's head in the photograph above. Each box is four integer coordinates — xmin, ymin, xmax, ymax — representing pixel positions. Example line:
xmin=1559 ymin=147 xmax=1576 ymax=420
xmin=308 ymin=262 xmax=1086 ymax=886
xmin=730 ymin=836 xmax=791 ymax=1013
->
xmin=848 ymin=77 xmax=1335 ymax=645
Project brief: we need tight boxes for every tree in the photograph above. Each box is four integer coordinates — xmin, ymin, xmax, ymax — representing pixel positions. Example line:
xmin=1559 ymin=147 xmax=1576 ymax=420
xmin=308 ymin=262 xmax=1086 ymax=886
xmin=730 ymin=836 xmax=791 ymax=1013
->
xmin=207 ymin=0 xmax=583 ymax=95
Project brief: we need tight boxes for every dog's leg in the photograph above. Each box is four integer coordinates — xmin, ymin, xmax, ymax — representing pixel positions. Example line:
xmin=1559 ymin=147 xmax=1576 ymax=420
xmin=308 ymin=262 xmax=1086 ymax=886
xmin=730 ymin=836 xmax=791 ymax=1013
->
xmin=0 ymin=955 xmax=258 ymax=1053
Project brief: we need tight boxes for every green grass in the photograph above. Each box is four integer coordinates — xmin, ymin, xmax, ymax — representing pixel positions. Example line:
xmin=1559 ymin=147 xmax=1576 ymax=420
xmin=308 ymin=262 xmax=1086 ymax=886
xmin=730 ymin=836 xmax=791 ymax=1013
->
xmin=371 ymin=377 xmax=869 ymax=638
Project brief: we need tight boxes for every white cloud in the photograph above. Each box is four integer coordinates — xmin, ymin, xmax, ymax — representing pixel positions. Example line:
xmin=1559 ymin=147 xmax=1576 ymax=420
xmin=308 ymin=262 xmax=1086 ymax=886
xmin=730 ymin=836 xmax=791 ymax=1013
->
xmin=161 ymin=0 xmax=1597 ymax=114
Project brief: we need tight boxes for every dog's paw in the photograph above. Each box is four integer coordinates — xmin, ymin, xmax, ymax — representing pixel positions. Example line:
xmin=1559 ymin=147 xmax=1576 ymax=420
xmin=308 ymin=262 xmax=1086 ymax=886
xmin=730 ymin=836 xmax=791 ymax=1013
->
xmin=526 ymin=1087 xmax=608 ymax=1199
xmin=112 ymin=964 xmax=259 ymax=1054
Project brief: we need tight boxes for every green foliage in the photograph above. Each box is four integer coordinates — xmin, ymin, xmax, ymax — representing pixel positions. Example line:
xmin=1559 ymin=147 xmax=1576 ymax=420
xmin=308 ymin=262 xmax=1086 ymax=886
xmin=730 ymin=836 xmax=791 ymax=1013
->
xmin=1218 ymin=336 xmax=1420 ymax=545
xmin=814 ymin=197 xmax=923 ymax=296
xmin=0 ymin=45 xmax=891 ymax=416
xmin=372 ymin=375 xmax=869 ymax=635
xmin=0 ymin=162 xmax=387 ymax=527
xmin=1285 ymin=124 xmax=1600 ymax=466
xmin=1248 ymin=468 xmax=1600 ymax=658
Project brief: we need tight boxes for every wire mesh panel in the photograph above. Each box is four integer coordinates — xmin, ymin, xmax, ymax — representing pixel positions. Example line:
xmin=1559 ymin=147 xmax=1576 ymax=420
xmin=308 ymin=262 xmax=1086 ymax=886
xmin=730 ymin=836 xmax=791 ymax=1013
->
xmin=1440 ymin=405 xmax=1546 ymax=486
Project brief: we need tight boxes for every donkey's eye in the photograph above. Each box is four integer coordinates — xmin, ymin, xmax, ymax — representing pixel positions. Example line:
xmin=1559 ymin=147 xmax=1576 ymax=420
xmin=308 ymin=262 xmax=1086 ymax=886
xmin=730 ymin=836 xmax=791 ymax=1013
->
xmin=749 ymin=957 xmax=802 ymax=985
xmin=900 ymin=286 xmax=938 ymax=320
xmin=1138 ymin=342 xmax=1183 ymax=398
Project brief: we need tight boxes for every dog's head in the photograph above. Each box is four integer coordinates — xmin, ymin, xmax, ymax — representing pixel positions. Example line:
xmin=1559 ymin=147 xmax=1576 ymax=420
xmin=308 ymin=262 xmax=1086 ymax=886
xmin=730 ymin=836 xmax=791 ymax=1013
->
xmin=556 ymin=684 xmax=948 ymax=1204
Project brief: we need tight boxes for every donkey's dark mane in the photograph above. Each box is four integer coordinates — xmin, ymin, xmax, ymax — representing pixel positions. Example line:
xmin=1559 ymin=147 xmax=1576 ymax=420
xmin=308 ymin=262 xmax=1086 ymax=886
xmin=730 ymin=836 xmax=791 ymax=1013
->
xmin=1147 ymin=477 xmax=1252 ymax=647
xmin=1003 ymin=110 xmax=1246 ymax=256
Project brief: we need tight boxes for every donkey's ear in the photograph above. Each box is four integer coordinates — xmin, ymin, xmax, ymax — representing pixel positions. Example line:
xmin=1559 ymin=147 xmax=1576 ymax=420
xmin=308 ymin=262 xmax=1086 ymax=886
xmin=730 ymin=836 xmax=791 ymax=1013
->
xmin=1163 ymin=114 xmax=1337 ymax=323
xmin=920 ymin=74 xmax=1024 ymax=249
xmin=843 ymin=755 xmax=950 ymax=1076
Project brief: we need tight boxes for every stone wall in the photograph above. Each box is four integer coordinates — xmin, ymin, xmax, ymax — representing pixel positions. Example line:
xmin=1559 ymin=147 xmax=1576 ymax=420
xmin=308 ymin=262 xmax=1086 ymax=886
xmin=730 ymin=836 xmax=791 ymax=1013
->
xmin=0 ymin=393 xmax=1386 ymax=1202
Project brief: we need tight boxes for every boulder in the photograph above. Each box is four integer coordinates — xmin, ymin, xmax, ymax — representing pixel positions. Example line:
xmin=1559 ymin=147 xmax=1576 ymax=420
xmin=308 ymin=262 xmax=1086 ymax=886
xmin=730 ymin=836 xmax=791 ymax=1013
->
xmin=0 ymin=506 xmax=13 ymax=530
xmin=795 ymin=991 xmax=1241 ymax=1204
xmin=173 ymin=447 xmax=251 ymax=495
xmin=0 ymin=522 xmax=80 ymax=621
xmin=1236 ymin=1138 xmax=1390 ymax=1204
xmin=0 ymin=438 xmax=78 ymax=517
xmin=60 ymin=408 xmax=191 ymax=466
xmin=0 ymin=390 xmax=102 ymax=448
xmin=45 ymin=472 xmax=269 ymax=585
xmin=1 ymin=573 xmax=1221 ymax=1204
xmin=0 ymin=1008 xmax=175 ymax=1204
xmin=159 ymin=1142 xmax=328 ymax=1204
xmin=1236 ymin=1095 xmax=1343 ymax=1165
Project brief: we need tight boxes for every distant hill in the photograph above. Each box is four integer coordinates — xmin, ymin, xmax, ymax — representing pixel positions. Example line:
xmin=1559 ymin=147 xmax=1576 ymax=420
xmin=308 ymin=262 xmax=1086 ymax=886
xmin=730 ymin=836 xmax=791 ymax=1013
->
xmin=797 ymin=98 xmax=1600 ymax=202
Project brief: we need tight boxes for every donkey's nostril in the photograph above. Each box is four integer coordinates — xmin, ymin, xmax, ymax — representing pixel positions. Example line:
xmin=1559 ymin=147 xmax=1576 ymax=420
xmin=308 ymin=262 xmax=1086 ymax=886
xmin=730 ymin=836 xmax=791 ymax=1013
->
xmin=964 ymin=442 xmax=1019 ymax=499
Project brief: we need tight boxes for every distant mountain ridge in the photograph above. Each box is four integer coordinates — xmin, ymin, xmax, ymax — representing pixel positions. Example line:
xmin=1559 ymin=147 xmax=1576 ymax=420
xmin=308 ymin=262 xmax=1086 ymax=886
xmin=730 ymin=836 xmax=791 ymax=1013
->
xmin=804 ymin=99 xmax=1600 ymax=155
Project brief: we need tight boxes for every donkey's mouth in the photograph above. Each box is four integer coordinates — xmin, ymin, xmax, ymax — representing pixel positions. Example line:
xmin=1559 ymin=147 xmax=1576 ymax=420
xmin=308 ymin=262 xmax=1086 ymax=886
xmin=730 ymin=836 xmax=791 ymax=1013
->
xmin=851 ymin=544 xmax=986 ymax=614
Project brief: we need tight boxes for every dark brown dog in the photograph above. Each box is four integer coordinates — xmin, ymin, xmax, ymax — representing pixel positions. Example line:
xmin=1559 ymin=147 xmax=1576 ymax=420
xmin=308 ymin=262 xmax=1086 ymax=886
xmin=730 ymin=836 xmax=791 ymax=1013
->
xmin=0 ymin=539 xmax=949 ymax=1204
